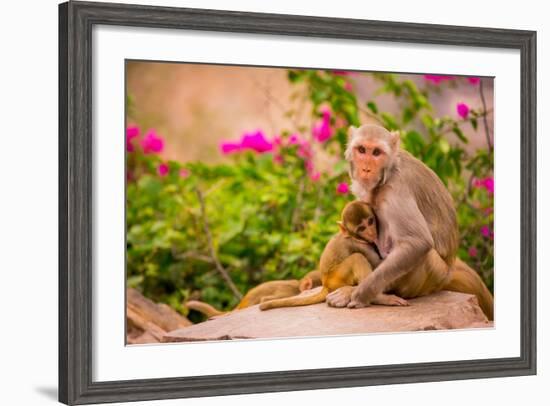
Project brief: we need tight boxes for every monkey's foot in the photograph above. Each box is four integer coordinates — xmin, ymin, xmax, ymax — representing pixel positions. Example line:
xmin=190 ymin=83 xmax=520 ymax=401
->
xmin=326 ymin=286 xmax=355 ymax=308
xmin=372 ymin=294 xmax=410 ymax=306
xmin=346 ymin=299 xmax=370 ymax=309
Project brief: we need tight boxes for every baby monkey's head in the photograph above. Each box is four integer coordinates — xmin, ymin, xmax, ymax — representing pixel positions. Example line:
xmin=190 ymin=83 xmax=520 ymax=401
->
xmin=338 ymin=200 xmax=377 ymax=243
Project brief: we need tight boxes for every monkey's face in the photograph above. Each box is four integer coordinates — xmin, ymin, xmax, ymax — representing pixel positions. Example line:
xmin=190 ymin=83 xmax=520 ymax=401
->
xmin=346 ymin=125 xmax=399 ymax=191
xmin=352 ymin=215 xmax=377 ymax=243
xmin=341 ymin=201 xmax=378 ymax=243
xmin=351 ymin=139 xmax=391 ymax=189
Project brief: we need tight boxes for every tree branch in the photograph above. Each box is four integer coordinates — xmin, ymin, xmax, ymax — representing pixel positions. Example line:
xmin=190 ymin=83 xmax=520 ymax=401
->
xmin=253 ymin=77 xmax=305 ymax=135
xmin=479 ymin=79 xmax=493 ymax=151
xmin=291 ymin=176 xmax=306 ymax=231
xmin=195 ymin=187 xmax=243 ymax=300
xmin=313 ymin=183 xmax=324 ymax=223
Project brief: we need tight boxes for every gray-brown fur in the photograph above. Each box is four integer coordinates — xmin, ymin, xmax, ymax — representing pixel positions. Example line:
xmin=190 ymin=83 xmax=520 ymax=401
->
xmin=329 ymin=124 xmax=492 ymax=320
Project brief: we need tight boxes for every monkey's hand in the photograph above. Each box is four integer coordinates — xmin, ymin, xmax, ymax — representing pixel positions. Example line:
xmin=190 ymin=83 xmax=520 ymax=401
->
xmin=326 ymin=286 xmax=355 ymax=308
xmin=372 ymin=293 xmax=409 ymax=306
xmin=346 ymin=283 xmax=378 ymax=308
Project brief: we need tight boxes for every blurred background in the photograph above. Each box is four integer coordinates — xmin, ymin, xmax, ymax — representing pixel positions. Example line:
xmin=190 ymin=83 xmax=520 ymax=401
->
xmin=126 ymin=62 xmax=493 ymax=164
xmin=125 ymin=62 xmax=494 ymax=333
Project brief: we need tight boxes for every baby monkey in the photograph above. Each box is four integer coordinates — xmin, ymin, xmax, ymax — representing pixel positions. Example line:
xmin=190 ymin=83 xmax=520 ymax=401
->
xmin=260 ymin=201 xmax=408 ymax=311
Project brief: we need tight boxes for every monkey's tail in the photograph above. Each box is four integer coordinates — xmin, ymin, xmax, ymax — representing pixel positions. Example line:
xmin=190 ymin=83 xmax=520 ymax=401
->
xmin=443 ymin=259 xmax=494 ymax=321
xmin=185 ymin=300 xmax=226 ymax=318
xmin=259 ymin=287 xmax=329 ymax=311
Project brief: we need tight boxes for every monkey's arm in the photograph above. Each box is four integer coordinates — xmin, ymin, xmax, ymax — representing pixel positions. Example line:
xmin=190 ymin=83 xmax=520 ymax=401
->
xmin=351 ymin=195 xmax=433 ymax=305
xmin=352 ymin=242 xmax=382 ymax=268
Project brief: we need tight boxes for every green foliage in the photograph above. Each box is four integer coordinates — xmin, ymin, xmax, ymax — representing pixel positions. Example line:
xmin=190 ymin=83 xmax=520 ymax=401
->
xmin=126 ymin=139 xmax=354 ymax=315
xmin=126 ymin=70 xmax=494 ymax=317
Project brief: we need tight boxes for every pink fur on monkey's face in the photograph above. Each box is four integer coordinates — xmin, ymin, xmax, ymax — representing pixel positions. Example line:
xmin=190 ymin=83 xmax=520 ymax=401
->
xmin=346 ymin=125 xmax=399 ymax=190
xmin=351 ymin=140 xmax=391 ymax=187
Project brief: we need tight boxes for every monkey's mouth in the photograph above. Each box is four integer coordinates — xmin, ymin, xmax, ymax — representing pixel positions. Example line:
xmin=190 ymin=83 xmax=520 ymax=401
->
xmin=359 ymin=168 xmax=375 ymax=180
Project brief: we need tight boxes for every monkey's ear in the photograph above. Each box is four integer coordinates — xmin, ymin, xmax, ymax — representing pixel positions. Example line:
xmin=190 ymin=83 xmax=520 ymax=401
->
xmin=337 ymin=221 xmax=347 ymax=234
xmin=347 ymin=126 xmax=358 ymax=140
xmin=389 ymin=130 xmax=401 ymax=149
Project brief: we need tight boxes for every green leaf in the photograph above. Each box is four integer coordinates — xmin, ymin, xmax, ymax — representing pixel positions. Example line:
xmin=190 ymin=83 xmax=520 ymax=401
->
xmin=287 ymin=70 xmax=302 ymax=83
xmin=438 ymin=138 xmax=450 ymax=154
xmin=421 ymin=114 xmax=435 ymax=129
xmin=380 ymin=112 xmax=399 ymax=130
xmin=402 ymin=107 xmax=415 ymax=124
xmin=401 ymin=130 xmax=425 ymax=156
xmin=366 ymin=101 xmax=378 ymax=114
xmin=452 ymin=126 xmax=469 ymax=143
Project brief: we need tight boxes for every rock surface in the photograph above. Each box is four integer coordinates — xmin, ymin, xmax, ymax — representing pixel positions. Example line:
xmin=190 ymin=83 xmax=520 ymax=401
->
xmin=163 ymin=290 xmax=492 ymax=342
xmin=127 ymin=288 xmax=191 ymax=344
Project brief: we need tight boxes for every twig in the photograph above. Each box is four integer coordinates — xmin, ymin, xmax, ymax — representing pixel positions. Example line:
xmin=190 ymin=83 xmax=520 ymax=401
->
xmin=253 ymin=77 xmax=304 ymax=135
xmin=479 ymin=79 xmax=493 ymax=151
xmin=456 ymin=171 xmax=477 ymax=208
xmin=173 ymin=249 xmax=214 ymax=264
xmin=195 ymin=187 xmax=243 ymax=300
xmin=357 ymin=104 xmax=383 ymax=121
xmin=313 ymin=184 xmax=324 ymax=223
xmin=291 ymin=176 xmax=306 ymax=231
xmin=438 ymin=107 xmax=494 ymax=138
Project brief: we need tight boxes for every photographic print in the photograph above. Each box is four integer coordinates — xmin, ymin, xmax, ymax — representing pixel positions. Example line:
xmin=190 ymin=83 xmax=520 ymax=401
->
xmin=60 ymin=3 xmax=536 ymax=403
xmin=125 ymin=62 xmax=495 ymax=344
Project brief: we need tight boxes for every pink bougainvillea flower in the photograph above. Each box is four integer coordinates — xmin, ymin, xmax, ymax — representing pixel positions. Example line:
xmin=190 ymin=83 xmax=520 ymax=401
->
xmin=126 ymin=125 xmax=139 ymax=139
xmin=179 ymin=168 xmax=190 ymax=178
xmin=220 ymin=142 xmax=242 ymax=155
xmin=304 ymin=159 xmax=315 ymax=174
xmin=297 ymin=142 xmax=312 ymax=160
xmin=157 ymin=163 xmax=169 ymax=177
xmin=240 ymin=130 xmax=274 ymax=153
xmin=220 ymin=130 xmax=274 ymax=155
xmin=331 ymin=70 xmax=350 ymax=76
xmin=126 ymin=125 xmax=140 ymax=152
xmin=467 ymin=76 xmax=480 ymax=85
xmin=336 ymin=182 xmax=349 ymax=194
xmin=468 ymin=246 xmax=478 ymax=258
xmin=309 ymin=171 xmax=321 ymax=182
xmin=312 ymin=108 xmax=333 ymax=142
xmin=480 ymin=225 xmax=491 ymax=238
xmin=424 ymin=74 xmax=455 ymax=84
xmin=483 ymin=177 xmax=494 ymax=194
xmin=141 ymin=130 xmax=164 ymax=154
xmin=473 ymin=176 xmax=494 ymax=194
xmin=288 ymin=134 xmax=301 ymax=145
xmin=344 ymin=81 xmax=353 ymax=91
xmin=456 ymin=102 xmax=470 ymax=119
xmin=273 ymin=154 xmax=284 ymax=165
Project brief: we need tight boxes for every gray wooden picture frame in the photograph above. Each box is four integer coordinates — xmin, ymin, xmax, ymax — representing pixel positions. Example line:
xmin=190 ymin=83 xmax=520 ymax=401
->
xmin=58 ymin=1 xmax=537 ymax=404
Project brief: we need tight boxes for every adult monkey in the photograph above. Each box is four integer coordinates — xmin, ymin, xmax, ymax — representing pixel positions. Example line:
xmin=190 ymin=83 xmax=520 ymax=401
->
xmin=326 ymin=124 xmax=494 ymax=320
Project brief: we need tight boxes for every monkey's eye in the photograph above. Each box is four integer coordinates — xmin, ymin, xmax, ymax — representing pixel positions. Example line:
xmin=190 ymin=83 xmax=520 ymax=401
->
xmin=357 ymin=226 xmax=366 ymax=233
xmin=367 ymin=217 xmax=375 ymax=226
xmin=372 ymin=148 xmax=382 ymax=157
xmin=357 ymin=146 xmax=366 ymax=154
